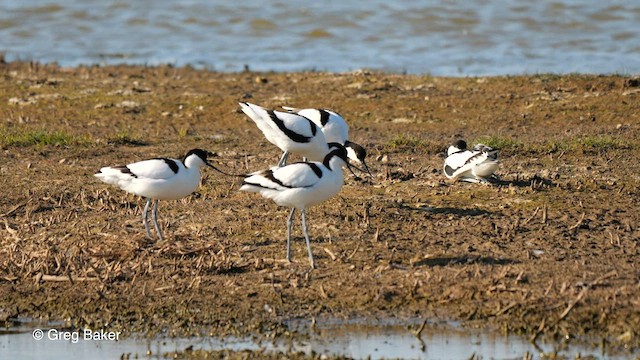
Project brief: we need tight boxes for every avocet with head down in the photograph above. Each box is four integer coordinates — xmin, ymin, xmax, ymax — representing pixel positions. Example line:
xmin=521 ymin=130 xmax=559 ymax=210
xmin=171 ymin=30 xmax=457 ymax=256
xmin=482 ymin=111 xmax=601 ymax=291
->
xmin=282 ymin=105 xmax=371 ymax=176
xmin=239 ymin=102 xmax=329 ymax=167
xmin=443 ymin=139 xmax=500 ymax=184
xmin=240 ymin=142 xmax=354 ymax=268
xmin=95 ymin=149 xmax=227 ymax=240
xmin=239 ymin=103 xmax=370 ymax=175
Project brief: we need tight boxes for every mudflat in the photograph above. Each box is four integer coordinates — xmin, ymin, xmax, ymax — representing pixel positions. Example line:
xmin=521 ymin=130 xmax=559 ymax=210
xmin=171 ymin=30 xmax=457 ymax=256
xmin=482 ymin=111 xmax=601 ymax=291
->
xmin=1 ymin=62 xmax=638 ymax=353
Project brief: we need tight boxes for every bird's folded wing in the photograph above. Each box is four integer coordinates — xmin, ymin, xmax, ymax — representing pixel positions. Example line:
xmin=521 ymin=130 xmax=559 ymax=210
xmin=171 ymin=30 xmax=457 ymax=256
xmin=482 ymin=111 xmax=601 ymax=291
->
xmin=125 ymin=158 xmax=180 ymax=180
xmin=450 ymin=162 xmax=476 ymax=179
xmin=245 ymin=163 xmax=322 ymax=190
xmin=444 ymin=151 xmax=470 ymax=171
xmin=269 ymin=110 xmax=318 ymax=139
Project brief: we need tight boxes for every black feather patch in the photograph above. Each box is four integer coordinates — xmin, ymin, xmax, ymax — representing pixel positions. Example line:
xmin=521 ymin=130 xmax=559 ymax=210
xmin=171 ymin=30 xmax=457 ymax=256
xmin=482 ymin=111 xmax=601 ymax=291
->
xmin=323 ymin=146 xmax=348 ymax=169
xmin=266 ymin=109 xmax=313 ymax=143
xmin=243 ymin=169 xmax=291 ymax=190
xmin=115 ymin=166 xmax=138 ymax=178
xmin=444 ymin=164 xmax=456 ymax=177
xmin=154 ymin=158 xmax=179 ymax=173
xmin=345 ymin=140 xmax=367 ymax=161
xmin=242 ymin=179 xmax=276 ymax=190
xmin=305 ymin=163 xmax=323 ymax=178
xmin=318 ymin=109 xmax=331 ymax=126
xmin=264 ymin=169 xmax=294 ymax=188
xmin=464 ymin=152 xmax=483 ymax=165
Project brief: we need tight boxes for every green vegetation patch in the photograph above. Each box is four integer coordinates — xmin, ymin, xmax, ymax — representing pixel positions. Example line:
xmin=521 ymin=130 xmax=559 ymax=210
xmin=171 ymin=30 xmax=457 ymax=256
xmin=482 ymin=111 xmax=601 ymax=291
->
xmin=473 ymin=135 xmax=523 ymax=152
xmin=474 ymin=135 xmax=634 ymax=155
xmin=385 ymin=133 xmax=440 ymax=153
xmin=0 ymin=128 xmax=93 ymax=147
xmin=105 ymin=130 xmax=147 ymax=146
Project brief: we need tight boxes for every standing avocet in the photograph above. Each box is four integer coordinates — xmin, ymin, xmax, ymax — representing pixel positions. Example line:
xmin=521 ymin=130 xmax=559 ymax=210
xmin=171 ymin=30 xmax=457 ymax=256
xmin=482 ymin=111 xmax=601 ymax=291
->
xmin=282 ymin=106 xmax=371 ymax=175
xmin=443 ymin=139 xmax=500 ymax=183
xmin=240 ymin=143 xmax=353 ymax=268
xmin=95 ymin=149 xmax=226 ymax=240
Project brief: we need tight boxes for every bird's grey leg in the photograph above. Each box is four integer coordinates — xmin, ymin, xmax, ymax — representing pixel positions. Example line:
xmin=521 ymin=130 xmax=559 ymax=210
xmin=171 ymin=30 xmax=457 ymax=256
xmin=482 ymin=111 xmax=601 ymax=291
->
xmin=142 ymin=198 xmax=152 ymax=239
xmin=286 ymin=207 xmax=296 ymax=262
xmin=278 ymin=152 xmax=290 ymax=167
xmin=152 ymin=199 xmax=164 ymax=241
xmin=301 ymin=209 xmax=315 ymax=269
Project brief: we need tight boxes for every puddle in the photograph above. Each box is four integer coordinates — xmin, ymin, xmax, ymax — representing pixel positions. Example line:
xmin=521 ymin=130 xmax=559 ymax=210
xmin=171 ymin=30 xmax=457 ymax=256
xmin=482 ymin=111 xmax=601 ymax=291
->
xmin=1 ymin=318 xmax=635 ymax=359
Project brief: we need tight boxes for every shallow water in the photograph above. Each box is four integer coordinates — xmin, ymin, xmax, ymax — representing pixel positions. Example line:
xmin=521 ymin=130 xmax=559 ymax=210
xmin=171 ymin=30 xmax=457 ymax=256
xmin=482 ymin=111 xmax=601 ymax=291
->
xmin=1 ymin=318 xmax=634 ymax=359
xmin=0 ymin=0 xmax=639 ymax=75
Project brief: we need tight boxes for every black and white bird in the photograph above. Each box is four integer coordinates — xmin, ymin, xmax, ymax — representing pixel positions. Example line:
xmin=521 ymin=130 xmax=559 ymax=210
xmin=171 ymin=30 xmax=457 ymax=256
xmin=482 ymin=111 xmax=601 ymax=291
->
xmin=282 ymin=106 xmax=371 ymax=176
xmin=239 ymin=143 xmax=353 ymax=268
xmin=239 ymin=102 xmax=370 ymax=175
xmin=95 ymin=149 xmax=225 ymax=240
xmin=239 ymin=102 xmax=329 ymax=167
xmin=443 ymin=140 xmax=500 ymax=183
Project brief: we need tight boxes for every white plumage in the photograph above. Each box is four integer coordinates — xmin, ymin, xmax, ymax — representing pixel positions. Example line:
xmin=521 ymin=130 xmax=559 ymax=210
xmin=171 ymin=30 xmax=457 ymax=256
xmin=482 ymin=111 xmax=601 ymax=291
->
xmin=282 ymin=106 xmax=371 ymax=175
xmin=443 ymin=140 xmax=500 ymax=183
xmin=240 ymin=143 xmax=352 ymax=268
xmin=281 ymin=106 xmax=349 ymax=144
xmin=239 ymin=102 xmax=329 ymax=166
xmin=95 ymin=148 xmax=223 ymax=240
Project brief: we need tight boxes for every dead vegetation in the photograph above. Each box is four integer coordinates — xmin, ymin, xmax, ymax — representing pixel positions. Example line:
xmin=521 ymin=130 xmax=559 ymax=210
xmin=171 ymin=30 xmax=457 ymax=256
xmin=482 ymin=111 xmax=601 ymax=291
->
xmin=0 ymin=62 xmax=639 ymax=353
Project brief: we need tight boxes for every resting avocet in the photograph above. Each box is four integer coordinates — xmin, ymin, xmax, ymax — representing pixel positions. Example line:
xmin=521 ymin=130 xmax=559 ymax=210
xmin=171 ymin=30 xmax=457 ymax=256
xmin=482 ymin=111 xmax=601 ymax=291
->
xmin=443 ymin=140 xmax=500 ymax=183
xmin=95 ymin=149 xmax=226 ymax=240
xmin=239 ymin=143 xmax=353 ymax=268
xmin=282 ymin=106 xmax=371 ymax=176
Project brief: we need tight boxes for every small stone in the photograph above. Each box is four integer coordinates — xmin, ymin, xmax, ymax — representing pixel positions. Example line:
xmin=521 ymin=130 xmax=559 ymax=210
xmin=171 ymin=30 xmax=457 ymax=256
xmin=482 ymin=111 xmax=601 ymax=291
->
xmin=118 ymin=100 xmax=139 ymax=108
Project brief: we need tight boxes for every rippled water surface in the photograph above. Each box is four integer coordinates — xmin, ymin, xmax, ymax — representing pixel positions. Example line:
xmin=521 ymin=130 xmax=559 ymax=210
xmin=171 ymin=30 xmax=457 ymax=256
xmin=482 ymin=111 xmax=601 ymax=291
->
xmin=0 ymin=1 xmax=638 ymax=75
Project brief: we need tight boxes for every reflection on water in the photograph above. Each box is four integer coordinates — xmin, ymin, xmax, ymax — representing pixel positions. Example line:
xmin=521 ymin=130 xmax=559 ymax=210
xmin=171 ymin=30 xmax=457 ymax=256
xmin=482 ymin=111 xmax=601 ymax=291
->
xmin=0 ymin=0 xmax=639 ymax=75
xmin=0 ymin=318 xmax=635 ymax=359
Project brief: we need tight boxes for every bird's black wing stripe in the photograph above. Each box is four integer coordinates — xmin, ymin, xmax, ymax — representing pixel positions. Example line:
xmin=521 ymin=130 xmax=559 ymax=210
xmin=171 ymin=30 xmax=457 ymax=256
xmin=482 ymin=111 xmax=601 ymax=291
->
xmin=309 ymin=118 xmax=317 ymax=136
xmin=246 ymin=166 xmax=319 ymax=190
xmin=154 ymin=158 xmax=179 ymax=173
xmin=243 ymin=169 xmax=296 ymax=190
xmin=305 ymin=163 xmax=323 ymax=178
xmin=266 ymin=109 xmax=312 ymax=143
xmin=463 ymin=153 xmax=483 ymax=166
xmin=117 ymin=166 xmax=138 ymax=178
xmin=265 ymin=169 xmax=295 ymax=188
xmin=242 ymin=180 xmax=279 ymax=190
xmin=318 ymin=109 xmax=331 ymax=126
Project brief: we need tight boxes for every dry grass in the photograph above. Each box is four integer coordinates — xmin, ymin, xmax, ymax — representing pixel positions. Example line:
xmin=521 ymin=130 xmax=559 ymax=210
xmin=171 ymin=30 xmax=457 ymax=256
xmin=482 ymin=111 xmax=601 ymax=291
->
xmin=0 ymin=62 xmax=639 ymax=353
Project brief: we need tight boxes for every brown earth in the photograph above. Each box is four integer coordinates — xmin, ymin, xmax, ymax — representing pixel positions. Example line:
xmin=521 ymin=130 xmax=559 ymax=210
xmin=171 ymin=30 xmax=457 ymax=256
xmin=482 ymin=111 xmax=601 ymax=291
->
xmin=0 ymin=62 xmax=639 ymax=355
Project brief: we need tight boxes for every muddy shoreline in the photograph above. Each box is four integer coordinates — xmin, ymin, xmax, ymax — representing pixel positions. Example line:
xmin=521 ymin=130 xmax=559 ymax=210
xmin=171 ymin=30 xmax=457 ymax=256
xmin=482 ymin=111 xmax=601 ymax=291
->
xmin=0 ymin=62 xmax=639 ymax=354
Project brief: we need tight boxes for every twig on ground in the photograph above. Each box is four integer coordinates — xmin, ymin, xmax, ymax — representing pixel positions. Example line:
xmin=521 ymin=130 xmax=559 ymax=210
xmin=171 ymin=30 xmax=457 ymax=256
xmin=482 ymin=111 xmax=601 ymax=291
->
xmin=35 ymin=274 xmax=99 ymax=282
xmin=567 ymin=213 xmax=586 ymax=231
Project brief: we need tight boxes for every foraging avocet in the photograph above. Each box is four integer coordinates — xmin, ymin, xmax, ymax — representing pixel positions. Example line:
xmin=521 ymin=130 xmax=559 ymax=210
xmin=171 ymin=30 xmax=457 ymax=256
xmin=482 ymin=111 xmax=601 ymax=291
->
xmin=443 ymin=139 xmax=500 ymax=183
xmin=240 ymin=143 xmax=353 ymax=268
xmin=95 ymin=149 xmax=226 ymax=241
xmin=239 ymin=102 xmax=328 ymax=167
xmin=282 ymin=106 xmax=371 ymax=176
